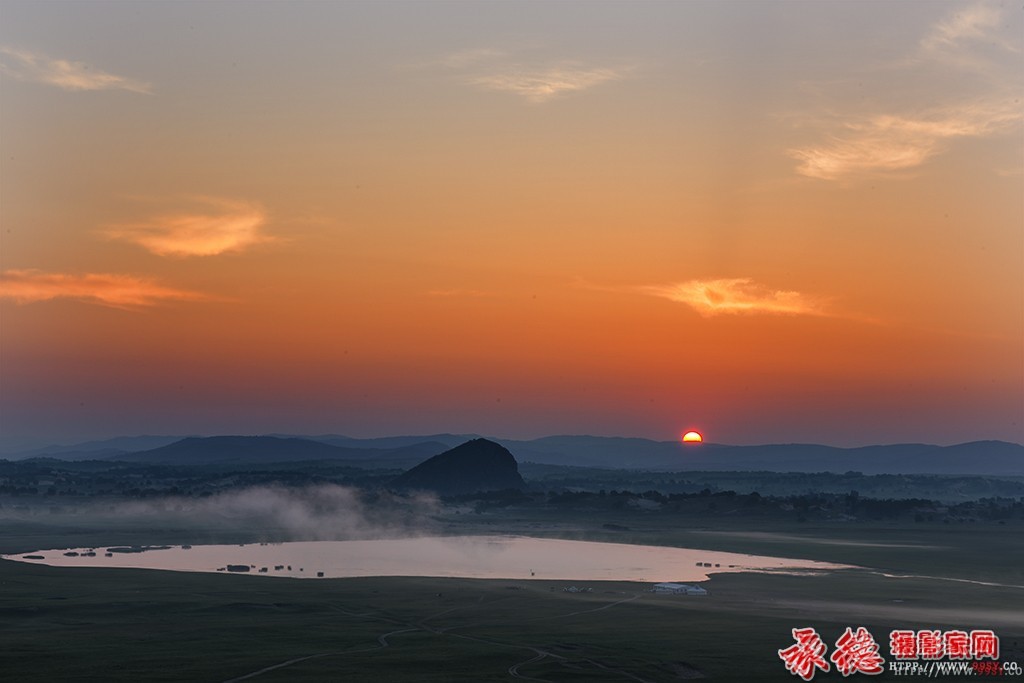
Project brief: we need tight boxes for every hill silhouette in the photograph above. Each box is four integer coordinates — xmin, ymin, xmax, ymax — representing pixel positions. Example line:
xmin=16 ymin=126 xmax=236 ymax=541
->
xmin=497 ymin=437 xmax=1024 ymax=475
xmin=9 ymin=433 xmax=1020 ymax=476
xmin=114 ymin=435 xmax=446 ymax=465
xmin=391 ymin=438 xmax=526 ymax=495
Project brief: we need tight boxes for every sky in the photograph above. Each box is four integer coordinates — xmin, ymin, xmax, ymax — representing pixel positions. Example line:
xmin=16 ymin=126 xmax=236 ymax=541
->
xmin=1 ymin=1 xmax=1021 ymax=451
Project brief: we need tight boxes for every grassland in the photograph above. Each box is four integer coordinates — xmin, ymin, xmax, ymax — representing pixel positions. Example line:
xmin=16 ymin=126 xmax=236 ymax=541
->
xmin=1 ymin=502 xmax=1021 ymax=682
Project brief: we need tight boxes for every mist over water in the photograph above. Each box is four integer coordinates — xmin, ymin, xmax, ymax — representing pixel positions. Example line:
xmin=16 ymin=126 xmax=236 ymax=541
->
xmin=3 ymin=484 xmax=441 ymax=541
xmin=3 ymin=483 xmax=857 ymax=581
xmin=153 ymin=484 xmax=442 ymax=540
xmin=125 ymin=485 xmax=442 ymax=540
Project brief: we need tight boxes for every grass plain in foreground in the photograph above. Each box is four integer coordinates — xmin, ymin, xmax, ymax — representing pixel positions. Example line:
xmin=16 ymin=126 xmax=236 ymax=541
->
xmin=1 ymin=508 xmax=1021 ymax=681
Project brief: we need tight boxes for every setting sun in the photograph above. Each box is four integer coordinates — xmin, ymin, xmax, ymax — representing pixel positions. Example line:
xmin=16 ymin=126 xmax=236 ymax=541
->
xmin=682 ymin=430 xmax=703 ymax=443
xmin=0 ymin=1 xmax=1020 ymax=451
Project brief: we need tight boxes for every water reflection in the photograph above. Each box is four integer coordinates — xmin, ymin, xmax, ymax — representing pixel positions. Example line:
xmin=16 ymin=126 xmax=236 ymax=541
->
xmin=4 ymin=535 xmax=849 ymax=582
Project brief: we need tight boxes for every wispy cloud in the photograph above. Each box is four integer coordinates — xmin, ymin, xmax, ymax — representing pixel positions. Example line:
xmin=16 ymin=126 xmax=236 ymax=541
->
xmin=789 ymin=3 xmax=1021 ymax=181
xmin=791 ymin=99 xmax=1023 ymax=180
xmin=469 ymin=63 xmax=629 ymax=103
xmin=0 ymin=270 xmax=208 ymax=309
xmin=423 ymin=46 xmax=631 ymax=103
xmin=641 ymin=278 xmax=825 ymax=317
xmin=920 ymin=2 xmax=1013 ymax=58
xmin=104 ymin=198 xmax=271 ymax=257
xmin=0 ymin=47 xmax=151 ymax=93
xmin=913 ymin=1 xmax=1021 ymax=77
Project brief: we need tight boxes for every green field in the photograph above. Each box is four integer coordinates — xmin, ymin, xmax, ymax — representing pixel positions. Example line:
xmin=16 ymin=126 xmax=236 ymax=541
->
xmin=2 ymin=505 xmax=1021 ymax=682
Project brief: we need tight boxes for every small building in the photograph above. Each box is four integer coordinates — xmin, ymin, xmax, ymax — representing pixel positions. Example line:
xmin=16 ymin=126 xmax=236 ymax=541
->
xmin=651 ymin=582 xmax=707 ymax=595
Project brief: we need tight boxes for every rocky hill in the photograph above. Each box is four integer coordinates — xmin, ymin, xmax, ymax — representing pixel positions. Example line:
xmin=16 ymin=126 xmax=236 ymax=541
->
xmin=390 ymin=438 xmax=526 ymax=495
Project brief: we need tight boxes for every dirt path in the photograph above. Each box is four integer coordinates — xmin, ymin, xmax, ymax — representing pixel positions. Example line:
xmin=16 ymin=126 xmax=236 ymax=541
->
xmin=507 ymin=650 xmax=554 ymax=681
xmin=377 ymin=627 xmax=418 ymax=647
xmin=222 ymin=653 xmax=334 ymax=683
xmin=221 ymin=593 xmax=655 ymax=682
xmin=542 ymin=593 xmax=642 ymax=619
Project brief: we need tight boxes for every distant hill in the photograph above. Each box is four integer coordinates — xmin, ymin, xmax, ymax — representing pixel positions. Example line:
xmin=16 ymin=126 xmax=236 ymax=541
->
xmin=315 ymin=434 xmax=481 ymax=451
xmin=390 ymin=438 xmax=526 ymax=495
xmin=3 ymin=435 xmax=187 ymax=461
xmin=498 ymin=435 xmax=683 ymax=470
xmin=496 ymin=437 xmax=1024 ymax=475
xmin=9 ymin=431 xmax=1021 ymax=475
xmin=113 ymin=436 xmax=447 ymax=465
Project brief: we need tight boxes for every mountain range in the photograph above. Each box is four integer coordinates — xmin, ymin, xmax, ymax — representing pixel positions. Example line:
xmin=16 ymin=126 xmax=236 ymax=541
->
xmin=4 ymin=434 xmax=1022 ymax=476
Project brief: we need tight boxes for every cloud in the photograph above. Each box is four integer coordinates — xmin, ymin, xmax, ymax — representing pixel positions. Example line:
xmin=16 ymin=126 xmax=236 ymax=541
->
xmin=470 ymin=63 xmax=628 ymax=103
xmin=641 ymin=278 xmax=825 ymax=317
xmin=104 ymin=198 xmax=271 ymax=257
xmin=788 ymin=3 xmax=1021 ymax=181
xmin=920 ymin=2 xmax=1010 ymax=55
xmin=0 ymin=269 xmax=208 ymax=309
xmin=421 ymin=45 xmax=630 ymax=103
xmin=790 ymin=99 xmax=1023 ymax=180
xmin=0 ymin=47 xmax=151 ymax=93
xmin=913 ymin=2 xmax=1021 ymax=75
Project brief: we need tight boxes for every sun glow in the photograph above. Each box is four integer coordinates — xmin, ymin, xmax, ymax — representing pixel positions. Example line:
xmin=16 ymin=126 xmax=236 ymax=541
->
xmin=682 ymin=430 xmax=703 ymax=443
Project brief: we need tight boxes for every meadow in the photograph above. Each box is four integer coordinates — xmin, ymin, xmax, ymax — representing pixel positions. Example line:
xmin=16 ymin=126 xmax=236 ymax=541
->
xmin=2 ymin=503 xmax=1021 ymax=682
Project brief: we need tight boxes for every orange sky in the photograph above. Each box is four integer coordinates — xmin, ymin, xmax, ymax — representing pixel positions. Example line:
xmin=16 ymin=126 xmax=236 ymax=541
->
xmin=1 ymin=1 xmax=1021 ymax=450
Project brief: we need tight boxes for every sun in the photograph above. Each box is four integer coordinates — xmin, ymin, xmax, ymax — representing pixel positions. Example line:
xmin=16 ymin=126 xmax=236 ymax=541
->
xmin=682 ymin=430 xmax=703 ymax=443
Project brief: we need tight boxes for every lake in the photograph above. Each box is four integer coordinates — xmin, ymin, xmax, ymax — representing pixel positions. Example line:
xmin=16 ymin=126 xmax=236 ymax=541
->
xmin=4 ymin=535 xmax=849 ymax=582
